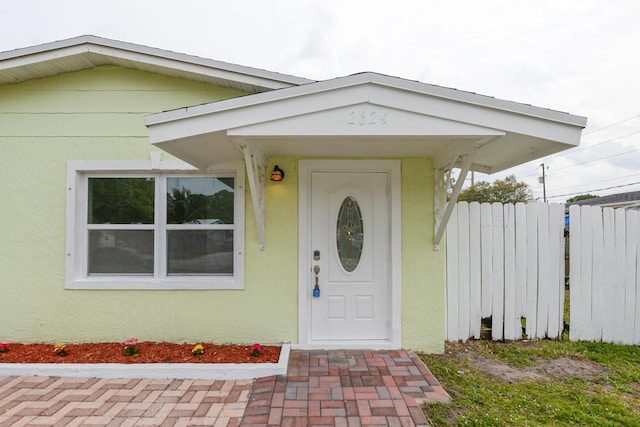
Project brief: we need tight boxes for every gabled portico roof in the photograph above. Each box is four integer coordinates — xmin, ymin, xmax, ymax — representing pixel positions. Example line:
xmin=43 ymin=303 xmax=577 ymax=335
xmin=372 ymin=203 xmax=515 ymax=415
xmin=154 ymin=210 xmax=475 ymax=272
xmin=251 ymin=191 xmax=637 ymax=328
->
xmin=145 ymin=71 xmax=586 ymax=174
xmin=145 ymin=71 xmax=586 ymax=250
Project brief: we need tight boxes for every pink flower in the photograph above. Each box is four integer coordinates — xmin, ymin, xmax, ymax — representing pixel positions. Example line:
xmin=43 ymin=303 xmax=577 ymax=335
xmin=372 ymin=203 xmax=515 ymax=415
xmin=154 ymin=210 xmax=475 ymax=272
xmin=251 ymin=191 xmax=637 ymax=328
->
xmin=124 ymin=338 xmax=138 ymax=347
xmin=251 ymin=343 xmax=262 ymax=357
xmin=123 ymin=337 xmax=139 ymax=356
xmin=0 ymin=343 xmax=9 ymax=353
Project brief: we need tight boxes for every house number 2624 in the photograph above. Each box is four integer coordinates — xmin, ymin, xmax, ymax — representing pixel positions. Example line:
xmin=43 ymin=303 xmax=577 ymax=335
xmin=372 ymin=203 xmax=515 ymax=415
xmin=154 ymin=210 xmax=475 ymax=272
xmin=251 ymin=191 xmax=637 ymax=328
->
xmin=347 ymin=110 xmax=388 ymax=126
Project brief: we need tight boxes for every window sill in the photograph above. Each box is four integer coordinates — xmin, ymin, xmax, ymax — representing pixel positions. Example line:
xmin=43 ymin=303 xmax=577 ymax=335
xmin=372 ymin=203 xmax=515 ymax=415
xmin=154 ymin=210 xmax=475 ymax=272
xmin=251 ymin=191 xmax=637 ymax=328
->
xmin=65 ymin=278 xmax=244 ymax=290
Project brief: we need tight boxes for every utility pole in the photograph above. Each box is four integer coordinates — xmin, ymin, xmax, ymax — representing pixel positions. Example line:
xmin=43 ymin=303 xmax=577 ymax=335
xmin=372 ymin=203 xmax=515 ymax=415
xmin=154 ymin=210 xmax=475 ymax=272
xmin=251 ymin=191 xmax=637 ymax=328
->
xmin=539 ymin=163 xmax=547 ymax=202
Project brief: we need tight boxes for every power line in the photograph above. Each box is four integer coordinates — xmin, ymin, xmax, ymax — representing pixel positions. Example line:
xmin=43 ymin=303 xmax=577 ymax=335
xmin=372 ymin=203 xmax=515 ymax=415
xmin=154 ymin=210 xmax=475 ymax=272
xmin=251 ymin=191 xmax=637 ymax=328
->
xmin=549 ymin=172 xmax=640 ymax=193
xmin=547 ymin=180 xmax=640 ymax=201
xmin=497 ymin=116 xmax=640 ymax=177
xmin=583 ymin=113 xmax=640 ymax=136
xmin=569 ymin=129 xmax=640 ymax=154
xmin=518 ymin=143 xmax=640 ymax=180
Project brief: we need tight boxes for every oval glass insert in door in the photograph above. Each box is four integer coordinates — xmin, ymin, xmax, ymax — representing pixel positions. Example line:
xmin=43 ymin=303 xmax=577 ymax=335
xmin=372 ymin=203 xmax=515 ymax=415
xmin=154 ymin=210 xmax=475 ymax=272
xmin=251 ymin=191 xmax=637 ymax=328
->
xmin=336 ymin=196 xmax=364 ymax=272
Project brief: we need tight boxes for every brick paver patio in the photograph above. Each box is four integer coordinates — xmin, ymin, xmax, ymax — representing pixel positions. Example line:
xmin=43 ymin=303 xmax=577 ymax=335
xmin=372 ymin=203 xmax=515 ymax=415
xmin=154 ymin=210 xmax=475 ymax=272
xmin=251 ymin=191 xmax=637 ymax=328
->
xmin=0 ymin=350 xmax=448 ymax=426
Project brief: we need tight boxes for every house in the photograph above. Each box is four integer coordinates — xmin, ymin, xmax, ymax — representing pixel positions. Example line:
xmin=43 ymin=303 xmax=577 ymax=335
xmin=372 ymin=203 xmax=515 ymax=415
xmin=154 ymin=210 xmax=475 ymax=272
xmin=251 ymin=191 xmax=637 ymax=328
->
xmin=0 ymin=36 xmax=586 ymax=352
xmin=568 ymin=191 xmax=640 ymax=211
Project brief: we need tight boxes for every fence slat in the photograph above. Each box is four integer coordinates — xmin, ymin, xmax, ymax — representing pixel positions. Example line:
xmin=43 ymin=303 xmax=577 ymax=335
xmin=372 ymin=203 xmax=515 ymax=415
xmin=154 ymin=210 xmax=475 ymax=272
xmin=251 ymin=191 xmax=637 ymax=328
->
xmin=480 ymin=203 xmax=493 ymax=318
xmin=591 ymin=206 xmax=605 ymax=341
xmin=624 ymin=210 xmax=638 ymax=345
xmin=536 ymin=202 xmax=550 ymax=339
xmin=569 ymin=204 xmax=582 ymax=341
xmin=491 ymin=203 xmax=505 ymax=340
xmin=635 ymin=231 xmax=640 ymax=345
xmin=504 ymin=204 xmax=518 ymax=340
xmin=469 ymin=202 xmax=482 ymax=339
xmin=457 ymin=202 xmax=471 ymax=342
xmin=613 ymin=209 xmax=627 ymax=343
xmin=547 ymin=203 xmax=565 ymax=338
xmin=446 ymin=203 xmax=460 ymax=341
xmin=601 ymin=208 xmax=616 ymax=342
xmin=581 ymin=206 xmax=595 ymax=341
xmin=525 ymin=202 xmax=539 ymax=339
xmin=515 ymin=203 xmax=527 ymax=319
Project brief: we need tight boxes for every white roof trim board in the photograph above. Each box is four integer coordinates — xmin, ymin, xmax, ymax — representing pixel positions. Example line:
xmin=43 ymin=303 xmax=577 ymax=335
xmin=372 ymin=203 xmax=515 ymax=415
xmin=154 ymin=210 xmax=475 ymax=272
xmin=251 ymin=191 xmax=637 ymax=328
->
xmin=0 ymin=35 xmax=313 ymax=92
xmin=145 ymin=72 xmax=587 ymax=174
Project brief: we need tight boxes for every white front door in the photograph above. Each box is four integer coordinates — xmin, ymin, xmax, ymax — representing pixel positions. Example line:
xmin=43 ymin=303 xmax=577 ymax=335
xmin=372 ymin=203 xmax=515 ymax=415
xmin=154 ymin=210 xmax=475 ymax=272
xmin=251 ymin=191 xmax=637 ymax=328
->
xmin=305 ymin=168 xmax=391 ymax=342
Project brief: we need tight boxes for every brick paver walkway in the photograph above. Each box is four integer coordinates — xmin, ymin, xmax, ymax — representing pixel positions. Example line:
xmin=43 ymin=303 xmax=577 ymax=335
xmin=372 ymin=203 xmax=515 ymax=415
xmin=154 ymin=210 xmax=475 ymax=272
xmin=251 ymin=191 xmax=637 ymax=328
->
xmin=241 ymin=350 xmax=449 ymax=427
xmin=0 ymin=350 xmax=448 ymax=426
xmin=0 ymin=376 xmax=252 ymax=426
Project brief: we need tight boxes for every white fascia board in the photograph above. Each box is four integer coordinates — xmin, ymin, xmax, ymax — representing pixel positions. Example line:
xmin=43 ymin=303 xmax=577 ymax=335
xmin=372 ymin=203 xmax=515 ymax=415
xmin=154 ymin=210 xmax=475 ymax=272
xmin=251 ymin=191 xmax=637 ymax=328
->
xmin=0 ymin=43 xmax=90 ymax=70
xmin=84 ymin=45 xmax=296 ymax=90
xmin=146 ymin=83 xmax=373 ymax=143
xmin=146 ymin=72 xmax=586 ymax=138
xmin=145 ymin=75 xmax=371 ymax=126
xmin=364 ymin=73 xmax=588 ymax=129
xmin=368 ymin=83 xmax=584 ymax=146
xmin=0 ymin=35 xmax=312 ymax=89
xmin=147 ymin=73 xmax=585 ymax=156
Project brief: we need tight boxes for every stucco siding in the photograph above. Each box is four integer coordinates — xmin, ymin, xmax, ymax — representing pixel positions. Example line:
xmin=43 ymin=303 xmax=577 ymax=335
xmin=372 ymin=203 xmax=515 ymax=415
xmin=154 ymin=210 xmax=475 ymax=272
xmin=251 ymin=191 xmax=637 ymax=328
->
xmin=401 ymin=159 xmax=445 ymax=353
xmin=0 ymin=66 xmax=277 ymax=344
xmin=0 ymin=67 xmax=445 ymax=351
xmin=244 ymin=157 xmax=300 ymax=344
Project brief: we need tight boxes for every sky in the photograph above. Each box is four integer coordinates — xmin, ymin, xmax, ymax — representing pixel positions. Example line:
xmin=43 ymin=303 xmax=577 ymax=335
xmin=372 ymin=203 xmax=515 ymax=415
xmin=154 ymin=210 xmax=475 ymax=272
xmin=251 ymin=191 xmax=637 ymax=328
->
xmin=2 ymin=0 xmax=640 ymax=202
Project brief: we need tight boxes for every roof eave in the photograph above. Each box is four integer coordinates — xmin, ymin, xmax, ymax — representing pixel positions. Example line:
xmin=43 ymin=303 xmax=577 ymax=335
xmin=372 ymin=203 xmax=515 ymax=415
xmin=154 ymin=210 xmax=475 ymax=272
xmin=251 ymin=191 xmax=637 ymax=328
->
xmin=145 ymin=72 xmax=587 ymax=130
xmin=0 ymin=35 xmax=313 ymax=91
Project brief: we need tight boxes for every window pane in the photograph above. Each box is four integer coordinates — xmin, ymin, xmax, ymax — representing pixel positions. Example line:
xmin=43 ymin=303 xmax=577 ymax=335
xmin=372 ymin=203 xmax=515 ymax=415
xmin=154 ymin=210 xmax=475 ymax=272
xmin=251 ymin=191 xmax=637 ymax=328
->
xmin=336 ymin=196 xmax=364 ymax=272
xmin=88 ymin=178 xmax=154 ymax=224
xmin=167 ymin=230 xmax=233 ymax=275
xmin=167 ymin=177 xmax=234 ymax=225
xmin=88 ymin=230 xmax=154 ymax=275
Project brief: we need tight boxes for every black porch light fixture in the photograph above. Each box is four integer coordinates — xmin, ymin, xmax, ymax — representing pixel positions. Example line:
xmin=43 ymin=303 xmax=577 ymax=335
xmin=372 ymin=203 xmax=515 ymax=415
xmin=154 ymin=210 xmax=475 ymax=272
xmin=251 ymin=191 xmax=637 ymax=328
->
xmin=270 ymin=165 xmax=285 ymax=182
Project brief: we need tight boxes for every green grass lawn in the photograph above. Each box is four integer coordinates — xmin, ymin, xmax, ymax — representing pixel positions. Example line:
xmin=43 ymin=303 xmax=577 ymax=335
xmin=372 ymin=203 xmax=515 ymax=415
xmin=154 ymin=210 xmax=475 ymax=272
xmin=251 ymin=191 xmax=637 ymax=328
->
xmin=421 ymin=340 xmax=640 ymax=426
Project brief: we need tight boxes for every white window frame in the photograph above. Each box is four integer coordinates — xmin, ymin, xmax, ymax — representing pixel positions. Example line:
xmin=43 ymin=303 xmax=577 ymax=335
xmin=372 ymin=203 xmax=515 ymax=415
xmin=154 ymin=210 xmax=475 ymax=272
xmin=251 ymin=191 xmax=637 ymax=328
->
xmin=65 ymin=159 xmax=245 ymax=290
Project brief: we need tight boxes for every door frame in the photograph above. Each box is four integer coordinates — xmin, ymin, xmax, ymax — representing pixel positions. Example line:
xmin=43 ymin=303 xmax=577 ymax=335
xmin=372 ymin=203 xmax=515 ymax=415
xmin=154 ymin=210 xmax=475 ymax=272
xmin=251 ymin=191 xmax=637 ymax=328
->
xmin=297 ymin=159 xmax=402 ymax=349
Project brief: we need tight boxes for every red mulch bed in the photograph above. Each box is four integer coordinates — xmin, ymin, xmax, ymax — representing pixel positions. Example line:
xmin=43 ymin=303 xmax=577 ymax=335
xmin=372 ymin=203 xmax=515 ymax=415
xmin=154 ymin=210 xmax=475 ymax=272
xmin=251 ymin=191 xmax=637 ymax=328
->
xmin=0 ymin=342 xmax=280 ymax=364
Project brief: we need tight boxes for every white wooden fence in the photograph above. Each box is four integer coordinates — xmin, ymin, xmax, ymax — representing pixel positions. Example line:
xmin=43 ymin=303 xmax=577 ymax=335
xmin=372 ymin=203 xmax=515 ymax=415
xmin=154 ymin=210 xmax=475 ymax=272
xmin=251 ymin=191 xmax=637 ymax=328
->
xmin=446 ymin=202 xmax=566 ymax=342
xmin=569 ymin=205 xmax=640 ymax=345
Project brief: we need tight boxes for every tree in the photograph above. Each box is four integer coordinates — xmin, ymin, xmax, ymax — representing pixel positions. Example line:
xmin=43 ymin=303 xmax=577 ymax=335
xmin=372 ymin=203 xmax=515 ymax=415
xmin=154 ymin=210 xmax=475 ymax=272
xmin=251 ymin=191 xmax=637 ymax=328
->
xmin=458 ymin=175 xmax=533 ymax=204
xmin=566 ymin=194 xmax=598 ymax=203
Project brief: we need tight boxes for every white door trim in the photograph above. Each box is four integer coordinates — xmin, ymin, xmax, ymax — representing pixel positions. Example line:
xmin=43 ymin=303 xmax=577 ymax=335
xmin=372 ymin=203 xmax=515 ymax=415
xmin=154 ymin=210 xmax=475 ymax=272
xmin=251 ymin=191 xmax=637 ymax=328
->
xmin=297 ymin=160 xmax=402 ymax=349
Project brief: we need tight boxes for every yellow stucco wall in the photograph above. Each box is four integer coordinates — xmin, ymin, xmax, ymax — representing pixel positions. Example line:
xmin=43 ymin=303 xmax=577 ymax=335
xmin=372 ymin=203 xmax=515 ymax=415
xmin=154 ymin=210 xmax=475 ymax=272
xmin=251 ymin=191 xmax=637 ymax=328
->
xmin=0 ymin=66 xmax=445 ymax=352
xmin=401 ymin=159 xmax=446 ymax=353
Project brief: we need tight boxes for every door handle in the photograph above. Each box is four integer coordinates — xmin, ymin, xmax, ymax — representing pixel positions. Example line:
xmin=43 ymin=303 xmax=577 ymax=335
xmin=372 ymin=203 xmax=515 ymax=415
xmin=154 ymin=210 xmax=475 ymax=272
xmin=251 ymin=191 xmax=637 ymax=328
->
xmin=313 ymin=265 xmax=320 ymax=297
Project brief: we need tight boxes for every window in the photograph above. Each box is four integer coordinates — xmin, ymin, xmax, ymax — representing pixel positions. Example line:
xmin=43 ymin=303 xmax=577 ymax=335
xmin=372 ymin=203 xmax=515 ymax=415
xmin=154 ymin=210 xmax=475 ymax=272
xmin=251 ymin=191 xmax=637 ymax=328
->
xmin=66 ymin=160 xmax=244 ymax=289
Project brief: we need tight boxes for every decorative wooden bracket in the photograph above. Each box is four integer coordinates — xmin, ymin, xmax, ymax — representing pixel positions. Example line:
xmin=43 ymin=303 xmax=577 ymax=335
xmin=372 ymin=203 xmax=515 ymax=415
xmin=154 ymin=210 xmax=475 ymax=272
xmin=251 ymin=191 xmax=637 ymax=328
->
xmin=239 ymin=143 xmax=266 ymax=250
xmin=433 ymin=148 xmax=478 ymax=250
